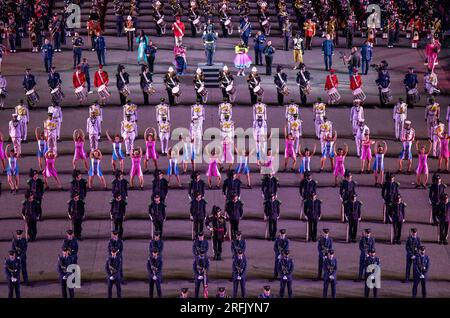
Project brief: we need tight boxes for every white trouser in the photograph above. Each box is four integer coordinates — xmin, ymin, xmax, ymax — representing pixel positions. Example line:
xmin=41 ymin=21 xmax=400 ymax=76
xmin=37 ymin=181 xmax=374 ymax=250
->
xmin=12 ymin=137 xmax=21 ymax=155
xmin=47 ymin=133 xmax=58 ymax=153
xmin=355 ymin=137 xmax=362 ymax=157
xmin=394 ymin=116 xmax=405 ymax=140
xmin=315 ymin=116 xmax=324 ymax=138
xmin=160 ymin=132 xmax=169 ymax=154
xmin=55 ymin=120 xmax=62 ymax=139
xmin=19 ymin=119 xmax=28 ymax=141
xmin=426 ymin=118 xmax=437 ymax=140
xmin=292 ymin=132 xmax=300 ymax=153
xmin=175 ymin=36 xmax=183 ymax=46
xmin=352 ymin=120 xmax=359 ymax=136
xmin=123 ymin=132 xmax=135 ymax=155
xmin=192 ymin=132 xmax=202 ymax=155
xmin=89 ymin=133 xmax=99 ymax=151
xmin=432 ymin=134 xmax=441 ymax=157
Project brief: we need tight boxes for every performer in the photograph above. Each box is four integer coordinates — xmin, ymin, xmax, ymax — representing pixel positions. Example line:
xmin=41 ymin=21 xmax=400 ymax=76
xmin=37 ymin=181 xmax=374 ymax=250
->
xmin=234 ymin=41 xmax=251 ymax=77
xmin=320 ymin=131 xmax=336 ymax=172
xmin=124 ymin=16 xmax=135 ymax=51
xmin=412 ymin=246 xmax=430 ymax=298
xmin=219 ymin=65 xmax=235 ymax=102
xmin=43 ymin=150 xmax=62 ymax=189
xmin=350 ymin=68 xmax=365 ymax=102
xmin=157 ymin=116 xmax=170 ymax=156
xmin=355 ymin=119 xmax=370 ymax=158
xmin=388 ymin=194 xmax=406 ymax=244
xmin=136 ymin=30 xmax=149 ymax=64
xmin=48 ymin=101 xmax=63 ymax=141
xmin=264 ymin=193 xmax=281 ymax=241
xmin=72 ymin=129 xmax=88 ymax=171
xmin=145 ymin=40 xmax=158 ymax=73
xmin=193 ymin=249 xmax=209 ymax=298
xmin=88 ymin=149 xmax=107 ymax=190
xmin=405 ymin=228 xmax=421 ymax=282
xmin=147 ymin=248 xmax=163 ymax=298
xmin=202 ymin=24 xmax=217 ymax=66
xmin=93 ymin=64 xmax=110 ymax=106
xmin=424 ymin=69 xmax=440 ymax=96
xmin=22 ymin=68 xmax=38 ymax=108
xmin=322 ymin=249 xmax=337 ymax=298
xmin=205 ymin=146 xmax=222 ymax=188
xmin=425 ymin=37 xmax=441 ymax=72
xmin=44 ymin=113 xmax=58 ymax=154
xmin=317 ymin=228 xmax=333 ymax=280
xmin=375 ymin=62 xmax=391 ymax=106
xmin=86 ymin=112 xmax=101 ymax=152
xmin=106 ymin=249 xmax=122 ymax=298
xmin=333 ymin=144 xmax=348 ymax=187
xmin=350 ymin=100 xmax=365 ymax=136
xmin=438 ymin=132 xmax=450 ymax=172
xmin=73 ymin=66 xmax=87 ymax=104
xmin=424 ymin=98 xmax=440 ymax=140
xmin=206 ymin=206 xmax=227 ymax=260
xmin=393 ymin=98 xmax=408 ymax=140
xmin=363 ymin=248 xmax=380 ymax=298
xmin=398 ymin=121 xmax=415 ymax=174
xmin=303 ymin=18 xmax=316 ymax=50
xmin=190 ymin=191 xmax=207 ymax=237
xmin=296 ymin=63 xmax=310 ymax=106
xmin=313 ymin=99 xmax=327 ymax=140
xmin=116 ymin=64 xmax=130 ymax=106
xmin=194 ymin=68 xmax=208 ymax=103
xmin=344 ymin=194 xmax=362 ymax=243
xmin=14 ymin=100 xmax=29 ymax=143
xmin=239 ymin=16 xmax=251 ymax=46
xmin=121 ymin=114 xmax=137 ymax=156
xmin=286 ymin=113 xmax=302 ymax=154
xmin=415 ymin=141 xmax=432 ymax=188
xmin=153 ymin=1 xmax=166 ymax=37
xmin=22 ymin=191 xmax=41 ymax=241
xmin=263 ymin=40 xmax=275 ymax=76
xmin=225 ymin=193 xmax=244 ymax=240
xmin=172 ymin=15 xmax=185 ymax=46
xmin=0 ymin=72 xmax=7 ymax=109
xmin=94 ymin=32 xmax=106 ymax=65
xmin=304 ymin=193 xmax=322 ymax=242
xmin=373 ymin=141 xmax=388 ymax=186
xmin=247 ymin=67 xmax=261 ymax=104
xmin=360 ymin=134 xmax=374 ymax=174
xmin=278 ymin=250 xmax=293 ymax=298
xmin=437 ymin=193 xmax=449 ymax=245
xmin=149 ymin=194 xmax=166 ymax=237
xmin=130 ymin=147 xmax=144 ymax=190
xmin=189 ymin=1 xmax=201 ymax=38
xmin=231 ymin=249 xmax=247 ymax=298
xmin=48 ymin=67 xmax=64 ymax=104
xmin=142 ymin=127 xmax=158 ymax=173
xmin=68 ymin=192 xmax=85 ymax=240
xmin=41 ymin=38 xmax=54 ymax=73
xmin=57 ymin=248 xmax=75 ymax=298
xmin=403 ymin=67 xmax=419 ymax=106
xmin=292 ymin=33 xmax=304 ymax=69
xmin=164 ymin=67 xmax=180 ymax=106
xmin=11 ymin=229 xmax=28 ymax=285
xmin=274 ymin=65 xmax=288 ymax=106
xmin=70 ymin=170 xmax=88 ymax=201
xmin=325 ymin=69 xmax=340 ymax=104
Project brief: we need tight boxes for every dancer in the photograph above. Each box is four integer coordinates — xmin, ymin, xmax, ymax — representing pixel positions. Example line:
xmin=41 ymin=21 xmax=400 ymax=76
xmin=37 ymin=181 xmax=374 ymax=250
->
xmin=438 ymin=132 xmax=450 ymax=172
xmin=415 ymin=141 xmax=432 ymax=188
xmin=398 ymin=121 xmax=415 ymax=174
xmin=221 ymin=136 xmax=234 ymax=172
xmin=360 ymin=134 xmax=374 ymax=174
xmin=320 ymin=131 xmax=337 ymax=173
xmin=234 ymin=40 xmax=251 ymax=76
xmin=167 ymin=147 xmax=181 ymax=187
xmin=333 ymin=144 xmax=349 ymax=187
xmin=5 ymin=145 xmax=19 ymax=193
xmin=205 ymin=145 xmax=221 ymax=189
xmin=106 ymin=130 xmax=125 ymax=173
xmin=88 ymin=149 xmax=107 ymax=190
xmin=130 ymin=147 xmax=144 ymax=190
xmin=144 ymin=128 xmax=159 ymax=173
xmin=34 ymin=128 xmax=48 ymax=171
xmin=283 ymin=132 xmax=297 ymax=172
xmin=235 ymin=147 xmax=253 ymax=188
xmin=0 ymin=131 xmax=5 ymax=172
xmin=181 ymin=134 xmax=195 ymax=173
xmin=373 ymin=141 xmax=387 ymax=187
xmin=43 ymin=150 xmax=62 ymax=189
xmin=158 ymin=116 xmax=170 ymax=156
xmin=72 ymin=129 xmax=88 ymax=171
xmin=298 ymin=144 xmax=316 ymax=178
xmin=259 ymin=148 xmax=275 ymax=176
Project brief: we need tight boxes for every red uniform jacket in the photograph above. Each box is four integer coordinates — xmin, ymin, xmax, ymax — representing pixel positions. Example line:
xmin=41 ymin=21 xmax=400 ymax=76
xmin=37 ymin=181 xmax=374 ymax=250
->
xmin=325 ymin=74 xmax=338 ymax=90
xmin=350 ymin=74 xmax=362 ymax=90
xmin=73 ymin=71 xmax=86 ymax=88
xmin=172 ymin=21 xmax=185 ymax=37
xmin=94 ymin=70 xmax=109 ymax=88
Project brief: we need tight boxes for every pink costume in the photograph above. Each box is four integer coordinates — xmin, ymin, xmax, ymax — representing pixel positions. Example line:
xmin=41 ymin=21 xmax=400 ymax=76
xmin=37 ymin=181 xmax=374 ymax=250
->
xmin=425 ymin=41 xmax=441 ymax=70
xmin=73 ymin=140 xmax=87 ymax=160
xmin=285 ymin=138 xmax=295 ymax=158
xmin=145 ymin=140 xmax=158 ymax=160
xmin=44 ymin=158 xmax=58 ymax=177
xmin=416 ymin=153 xmax=428 ymax=175
xmin=440 ymin=137 xmax=449 ymax=159
xmin=206 ymin=158 xmax=220 ymax=177
xmin=360 ymin=141 xmax=372 ymax=161
xmin=261 ymin=155 xmax=274 ymax=174
xmin=333 ymin=155 xmax=345 ymax=177
xmin=222 ymin=140 xmax=234 ymax=164
xmin=0 ymin=140 xmax=5 ymax=160
xmin=130 ymin=155 xmax=143 ymax=177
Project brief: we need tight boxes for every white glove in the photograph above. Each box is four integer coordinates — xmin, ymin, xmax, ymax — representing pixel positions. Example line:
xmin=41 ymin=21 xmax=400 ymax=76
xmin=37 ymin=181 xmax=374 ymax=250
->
xmin=277 ymin=255 xmax=281 ymax=260
xmin=109 ymin=276 xmax=114 ymax=280
xmin=11 ymin=277 xmax=17 ymax=283
xmin=420 ymin=274 xmax=425 ymax=279
xmin=153 ymin=275 xmax=157 ymax=280
xmin=283 ymin=275 xmax=287 ymax=281
xmin=237 ymin=276 xmax=241 ymax=280
xmin=329 ymin=275 xmax=334 ymax=280
xmin=198 ymin=275 xmax=203 ymax=280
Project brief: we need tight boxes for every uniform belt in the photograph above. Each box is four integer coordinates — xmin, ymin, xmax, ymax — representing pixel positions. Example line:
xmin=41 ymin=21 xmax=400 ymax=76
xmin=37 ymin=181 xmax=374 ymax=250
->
xmin=205 ymin=41 xmax=214 ymax=44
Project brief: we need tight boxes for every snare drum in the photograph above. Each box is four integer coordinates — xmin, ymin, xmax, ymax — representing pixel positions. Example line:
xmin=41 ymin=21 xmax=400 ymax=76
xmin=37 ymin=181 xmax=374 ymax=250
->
xmin=253 ymin=85 xmax=264 ymax=96
xmin=75 ymin=86 xmax=87 ymax=100
xmin=119 ymin=85 xmax=130 ymax=97
xmin=97 ymin=84 xmax=111 ymax=99
xmin=157 ymin=18 xmax=164 ymax=25
xmin=0 ymin=88 xmax=7 ymax=98
xmin=26 ymin=89 xmax=39 ymax=105
xmin=144 ymin=84 xmax=156 ymax=95
xmin=352 ymin=87 xmax=366 ymax=101
xmin=381 ymin=87 xmax=392 ymax=102
xmin=226 ymin=84 xmax=236 ymax=95
xmin=172 ymin=85 xmax=181 ymax=97
xmin=408 ymin=88 xmax=418 ymax=96
xmin=262 ymin=19 xmax=269 ymax=26
xmin=51 ymin=87 xmax=63 ymax=103
xmin=193 ymin=18 xmax=200 ymax=25
xmin=224 ymin=19 xmax=231 ymax=26
xmin=197 ymin=85 xmax=208 ymax=97
xmin=327 ymin=87 xmax=341 ymax=103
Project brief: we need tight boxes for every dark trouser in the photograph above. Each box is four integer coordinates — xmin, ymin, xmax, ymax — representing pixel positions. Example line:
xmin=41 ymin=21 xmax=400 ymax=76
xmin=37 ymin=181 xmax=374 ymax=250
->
xmin=308 ymin=219 xmax=318 ymax=241
xmin=361 ymin=59 xmax=369 ymax=75
xmin=113 ymin=218 xmax=124 ymax=239
xmin=119 ymin=92 xmax=127 ymax=106
xmin=191 ymin=22 xmax=197 ymax=37
xmin=26 ymin=219 xmax=37 ymax=241
xmin=73 ymin=49 xmax=82 ymax=68
xmin=242 ymin=35 xmax=249 ymax=47
xmin=405 ymin=255 xmax=414 ymax=280
xmin=412 ymin=277 xmax=427 ymax=298
xmin=8 ymin=280 xmax=20 ymax=299
xmin=61 ymin=279 xmax=75 ymax=298
xmin=324 ymin=55 xmax=332 ymax=71
xmin=143 ymin=91 xmax=149 ymax=105
xmin=431 ymin=204 xmax=439 ymax=225
xmin=205 ymin=48 xmax=214 ymax=66
xmin=268 ymin=218 xmax=277 ymax=240
xmin=96 ymin=49 xmax=106 ymax=65
xmin=277 ymin=91 xmax=284 ymax=106
xmin=318 ymin=256 xmax=324 ymax=278
xmin=194 ymin=277 xmax=207 ymax=298
xmin=364 ymin=284 xmax=379 ymax=298
xmin=233 ymin=278 xmax=246 ymax=298
xmin=212 ymin=237 xmax=223 ymax=257
xmin=167 ymin=89 xmax=175 ymax=106
xmin=279 ymin=279 xmax=292 ymax=298
xmin=153 ymin=220 xmax=164 ymax=237
xmin=126 ymin=31 xmax=134 ymax=51
xmin=358 ymin=255 xmax=366 ymax=279
xmin=299 ymin=88 xmax=307 ymax=106
xmin=90 ymin=35 xmax=96 ymax=50
xmin=193 ymin=219 xmax=204 ymax=237
xmin=116 ymin=16 xmax=123 ymax=37
xmin=305 ymin=36 xmax=312 ymax=49
xmin=147 ymin=55 xmax=155 ymax=73
xmin=274 ymin=256 xmax=279 ymax=278
xmin=9 ymin=35 xmax=16 ymax=51
xmin=44 ymin=57 xmax=52 ymax=73
xmin=230 ymin=219 xmax=240 ymax=240
xmin=19 ymin=256 xmax=29 ymax=282
xmin=156 ymin=25 xmax=162 ymax=37
xmin=348 ymin=219 xmax=358 ymax=241
xmin=85 ymin=76 xmax=91 ymax=92
xmin=284 ymin=36 xmax=289 ymax=51
xmin=254 ymin=47 xmax=262 ymax=65
xmin=221 ymin=88 xmax=230 ymax=102
xmin=346 ymin=31 xmax=353 ymax=49
xmin=72 ymin=218 xmax=83 ymax=239
xmin=53 ymin=32 xmax=61 ymax=50
xmin=265 ymin=56 xmax=273 ymax=75
xmin=323 ymin=278 xmax=336 ymax=298
xmin=379 ymin=88 xmax=386 ymax=106
xmin=108 ymin=278 xmax=122 ymax=298
xmin=149 ymin=278 xmax=162 ymax=298
xmin=388 ymin=30 xmax=395 ymax=46
xmin=439 ymin=221 xmax=449 ymax=242
xmin=249 ymin=90 xmax=257 ymax=105
xmin=220 ymin=23 xmax=227 ymax=38
xmin=393 ymin=221 xmax=402 ymax=242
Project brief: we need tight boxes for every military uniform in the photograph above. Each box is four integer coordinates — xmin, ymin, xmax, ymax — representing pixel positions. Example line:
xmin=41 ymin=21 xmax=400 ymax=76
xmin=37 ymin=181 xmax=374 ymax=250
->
xmin=108 ymin=232 xmax=124 ymax=281
xmin=110 ymin=196 xmax=127 ymax=239
xmin=358 ymin=230 xmax=375 ymax=280
xmin=190 ymin=197 xmax=207 ymax=237
xmin=323 ymin=251 xmax=337 ymax=298
xmin=192 ymin=235 xmax=209 ymax=257
xmin=149 ymin=235 xmax=164 ymax=255
xmin=437 ymin=197 xmax=450 ymax=244
xmin=193 ymin=252 xmax=209 ymax=298
xmin=57 ymin=249 xmax=75 ymax=298
xmin=28 ymin=175 xmax=45 ymax=206
xmin=317 ymin=229 xmax=333 ymax=279
xmin=4 ymin=251 xmax=21 ymax=298
xmin=87 ymin=115 xmax=101 ymax=151
xmin=273 ymin=230 xmax=289 ymax=279
xmin=206 ymin=211 xmax=228 ymax=260
xmin=344 ymin=197 xmax=362 ymax=243
xmin=278 ymin=251 xmax=294 ymax=298
xmin=364 ymin=250 xmax=381 ymax=298
xmin=265 ymin=197 xmax=281 ymax=241
xmin=22 ymin=195 xmax=42 ymax=241
xmin=232 ymin=251 xmax=247 ymax=298
xmin=299 ymin=174 xmax=317 ymax=201
xmin=405 ymin=229 xmax=421 ymax=281
xmin=388 ymin=199 xmax=406 ymax=244
xmin=106 ymin=250 xmax=122 ymax=298
xmin=381 ymin=176 xmax=399 ymax=223
xmin=11 ymin=231 xmax=28 ymax=284
xmin=62 ymin=231 xmax=79 ymax=264
xmin=188 ymin=175 xmax=205 ymax=200
xmin=261 ymin=175 xmax=279 ymax=201
xmin=152 ymin=173 xmax=169 ymax=202
xmin=149 ymin=199 xmax=166 ymax=237
xmin=222 ymin=175 xmax=242 ymax=201
xmin=112 ymin=173 xmax=129 ymax=200
xmin=225 ymin=198 xmax=244 ymax=240
xmin=68 ymin=196 xmax=85 ymax=240
xmin=304 ymin=196 xmax=322 ymax=241
xmin=413 ymin=247 xmax=430 ymax=298
xmin=429 ymin=177 xmax=446 ymax=225
xmin=147 ymin=251 xmax=163 ymax=298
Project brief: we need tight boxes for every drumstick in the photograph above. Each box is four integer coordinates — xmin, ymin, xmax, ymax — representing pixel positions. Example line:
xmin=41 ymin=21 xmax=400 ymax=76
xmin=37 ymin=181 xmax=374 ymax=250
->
xmin=346 ymin=222 xmax=349 ymax=243
xmin=299 ymin=199 xmax=304 ymax=220
xmin=305 ymin=220 xmax=309 ymax=242
xmin=264 ymin=219 xmax=268 ymax=240
xmin=390 ymin=224 xmax=393 ymax=244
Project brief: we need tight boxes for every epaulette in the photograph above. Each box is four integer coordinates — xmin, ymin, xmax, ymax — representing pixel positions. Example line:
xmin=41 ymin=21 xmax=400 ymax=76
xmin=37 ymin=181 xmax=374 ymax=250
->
xmin=21 ymin=200 xmax=27 ymax=204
